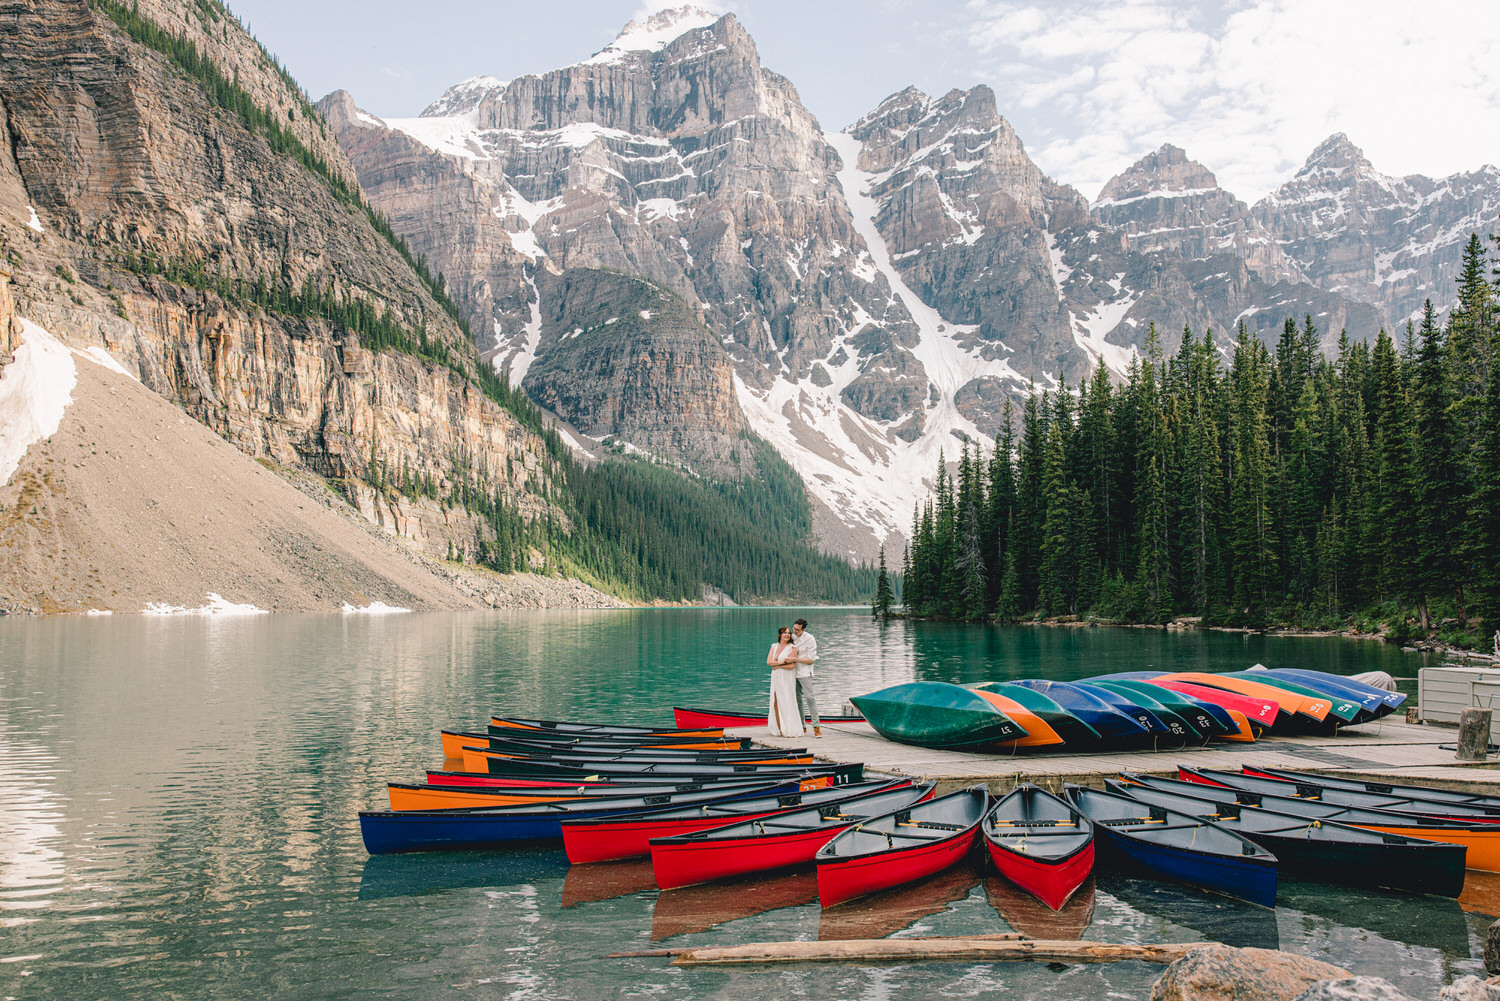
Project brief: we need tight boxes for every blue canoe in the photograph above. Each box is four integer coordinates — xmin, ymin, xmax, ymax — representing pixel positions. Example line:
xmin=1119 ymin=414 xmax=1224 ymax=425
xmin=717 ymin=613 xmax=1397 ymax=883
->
xmin=1253 ymin=669 xmax=1401 ymax=720
xmin=1080 ymin=681 xmax=1205 ymax=741
xmin=1008 ymin=680 xmax=1152 ymax=743
xmin=1096 ymin=679 xmax=1236 ymax=737
xmin=1065 ymin=785 xmax=1278 ymax=907
xmin=361 ymin=779 xmax=802 ymax=854
xmin=1068 ymin=682 xmax=1173 ymax=737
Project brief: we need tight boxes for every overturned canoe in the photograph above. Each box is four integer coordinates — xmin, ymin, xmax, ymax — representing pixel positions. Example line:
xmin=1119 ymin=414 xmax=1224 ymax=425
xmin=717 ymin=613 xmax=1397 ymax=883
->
xmin=850 ymin=682 xmax=1028 ymax=749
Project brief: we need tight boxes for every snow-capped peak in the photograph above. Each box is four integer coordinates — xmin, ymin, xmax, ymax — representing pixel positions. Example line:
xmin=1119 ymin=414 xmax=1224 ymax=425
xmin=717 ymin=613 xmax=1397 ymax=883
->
xmin=421 ymin=75 xmax=507 ymax=118
xmin=584 ymin=6 xmax=721 ymax=64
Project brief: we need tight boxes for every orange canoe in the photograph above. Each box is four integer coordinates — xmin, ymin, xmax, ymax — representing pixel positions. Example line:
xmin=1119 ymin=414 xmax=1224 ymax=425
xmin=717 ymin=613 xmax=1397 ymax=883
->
xmin=971 ymin=690 xmax=1065 ymax=748
xmin=1155 ymin=672 xmax=1330 ymax=722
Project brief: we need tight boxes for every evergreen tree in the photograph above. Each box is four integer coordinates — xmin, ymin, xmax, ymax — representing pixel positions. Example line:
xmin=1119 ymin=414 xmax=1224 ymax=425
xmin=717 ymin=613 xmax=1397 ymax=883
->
xmin=1412 ymin=300 xmax=1469 ymax=625
xmin=1228 ymin=336 xmax=1277 ymax=619
xmin=1133 ymin=325 xmax=1173 ymax=621
xmin=873 ymin=548 xmax=894 ymax=618
xmin=1371 ymin=329 xmax=1420 ymax=608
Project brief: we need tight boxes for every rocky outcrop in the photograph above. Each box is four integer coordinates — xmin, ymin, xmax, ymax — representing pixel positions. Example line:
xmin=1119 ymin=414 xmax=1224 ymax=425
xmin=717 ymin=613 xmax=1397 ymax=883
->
xmin=0 ymin=267 xmax=16 ymax=360
xmin=526 ymin=268 xmax=750 ymax=474
xmin=1150 ymin=945 xmax=1353 ymax=1001
xmin=1093 ymin=144 xmax=1298 ymax=283
xmin=0 ymin=0 xmax=564 ymax=564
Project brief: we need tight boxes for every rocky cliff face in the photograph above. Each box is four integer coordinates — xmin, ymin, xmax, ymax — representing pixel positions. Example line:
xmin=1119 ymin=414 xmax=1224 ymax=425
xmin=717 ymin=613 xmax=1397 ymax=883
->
xmin=1092 ymin=144 xmax=1297 ymax=284
xmin=1095 ymin=135 xmax=1500 ymax=333
xmin=1253 ymin=134 xmax=1500 ymax=328
xmin=0 ymin=0 xmax=563 ymax=564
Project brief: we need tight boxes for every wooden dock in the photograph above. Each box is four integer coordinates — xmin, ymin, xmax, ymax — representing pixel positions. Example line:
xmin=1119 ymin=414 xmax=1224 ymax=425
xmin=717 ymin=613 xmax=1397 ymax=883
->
xmin=739 ymin=718 xmax=1500 ymax=794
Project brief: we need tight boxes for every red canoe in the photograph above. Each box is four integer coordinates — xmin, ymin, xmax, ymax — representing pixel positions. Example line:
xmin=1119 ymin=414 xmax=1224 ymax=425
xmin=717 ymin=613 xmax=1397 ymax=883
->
xmin=563 ymin=779 xmax=909 ymax=864
xmin=1146 ymin=681 xmax=1280 ymax=729
xmin=982 ymin=784 xmax=1094 ymax=911
xmin=815 ymin=786 xmax=989 ymax=908
xmin=650 ymin=782 xmax=936 ymax=890
xmin=673 ymin=706 xmax=865 ymax=729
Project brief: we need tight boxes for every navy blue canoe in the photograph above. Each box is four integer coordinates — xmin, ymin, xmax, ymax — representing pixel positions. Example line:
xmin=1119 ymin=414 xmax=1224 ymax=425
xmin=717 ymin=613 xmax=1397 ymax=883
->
xmin=361 ymin=779 xmax=802 ymax=854
xmin=1067 ymin=682 xmax=1173 ymax=737
xmin=1008 ymin=680 xmax=1152 ymax=743
xmin=1253 ymin=669 xmax=1403 ymax=721
xmin=1064 ymin=785 xmax=1278 ymax=907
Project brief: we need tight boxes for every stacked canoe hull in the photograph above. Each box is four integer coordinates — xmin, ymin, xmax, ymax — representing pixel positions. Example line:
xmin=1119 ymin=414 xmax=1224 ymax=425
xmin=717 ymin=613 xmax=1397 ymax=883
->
xmin=848 ymin=668 xmax=1405 ymax=753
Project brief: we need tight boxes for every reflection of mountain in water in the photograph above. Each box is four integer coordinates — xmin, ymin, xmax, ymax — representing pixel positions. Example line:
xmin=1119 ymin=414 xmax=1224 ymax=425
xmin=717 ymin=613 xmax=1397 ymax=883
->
xmin=1096 ymin=873 xmax=1279 ymax=950
xmin=1276 ymin=882 xmax=1471 ymax=957
xmin=984 ymin=874 xmax=1096 ymax=941
xmin=560 ymin=858 xmax=659 ymax=908
xmin=818 ymin=861 xmax=984 ymax=941
xmin=358 ymin=849 xmax=570 ymax=901
xmin=652 ymin=869 xmax=818 ymax=940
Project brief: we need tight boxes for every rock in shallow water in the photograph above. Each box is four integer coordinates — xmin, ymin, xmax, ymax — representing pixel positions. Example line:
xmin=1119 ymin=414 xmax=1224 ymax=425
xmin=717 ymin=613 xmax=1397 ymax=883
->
xmin=1149 ymin=944 xmax=1351 ymax=1001
xmin=1287 ymin=977 xmax=1416 ymax=1001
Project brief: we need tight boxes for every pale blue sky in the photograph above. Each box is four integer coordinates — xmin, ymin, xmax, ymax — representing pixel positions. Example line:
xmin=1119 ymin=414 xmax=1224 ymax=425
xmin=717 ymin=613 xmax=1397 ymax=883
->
xmin=230 ymin=0 xmax=1500 ymax=204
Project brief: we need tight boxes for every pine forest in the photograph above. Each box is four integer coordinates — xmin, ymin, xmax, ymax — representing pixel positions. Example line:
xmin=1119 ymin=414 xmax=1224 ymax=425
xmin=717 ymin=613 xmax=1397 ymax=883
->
xmin=899 ymin=235 xmax=1500 ymax=648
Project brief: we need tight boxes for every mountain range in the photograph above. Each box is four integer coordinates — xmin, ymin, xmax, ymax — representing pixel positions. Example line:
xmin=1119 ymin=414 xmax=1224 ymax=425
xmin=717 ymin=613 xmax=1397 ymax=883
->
xmin=321 ymin=6 xmax=1500 ymax=560
xmin=1 ymin=1 xmax=1495 ymax=612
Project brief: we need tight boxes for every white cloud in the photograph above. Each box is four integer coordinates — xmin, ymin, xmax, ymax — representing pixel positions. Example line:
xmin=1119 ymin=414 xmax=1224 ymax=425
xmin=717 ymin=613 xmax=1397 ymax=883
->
xmin=962 ymin=0 xmax=1500 ymax=203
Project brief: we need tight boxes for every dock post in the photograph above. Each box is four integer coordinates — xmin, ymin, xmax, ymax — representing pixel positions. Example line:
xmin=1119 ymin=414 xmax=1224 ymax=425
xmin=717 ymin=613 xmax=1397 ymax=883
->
xmin=1457 ymin=707 xmax=1492 ymax=761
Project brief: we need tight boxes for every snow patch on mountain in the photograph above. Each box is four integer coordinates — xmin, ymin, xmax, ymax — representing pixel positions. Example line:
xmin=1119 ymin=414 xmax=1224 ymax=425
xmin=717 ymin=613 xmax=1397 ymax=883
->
xmin=1 ymin=318 xmax=77 ymax=487
xmin=1070 ymin=276 xmax=1139 ymax=379
xmin=725 ymin=130 xmax=1030 ymax=544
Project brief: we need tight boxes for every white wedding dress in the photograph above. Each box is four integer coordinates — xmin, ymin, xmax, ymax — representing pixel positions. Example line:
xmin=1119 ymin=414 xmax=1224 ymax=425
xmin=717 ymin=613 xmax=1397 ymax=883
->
xmin=767 ymin=643 xmax=803 ymax=736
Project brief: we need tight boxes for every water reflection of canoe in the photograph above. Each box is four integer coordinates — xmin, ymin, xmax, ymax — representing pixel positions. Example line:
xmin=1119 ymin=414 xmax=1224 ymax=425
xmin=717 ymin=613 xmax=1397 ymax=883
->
xmin=1096 ymin=871 xmax=1280 ymax=950
xmin=983 ymin=873 xmax=1095 ymax=941
xmin=1461 ymin=870 xmax=1500 ymax=920
xmin=817 ymin=860 xmax=984 ymax=940
xmin=1275 ymin=881 xmax=1471 ymax=955
xmin=651 ymin=869 xmax=818 ymax=940
xmin=357 ymin=849 xmax=568 ymax=901
xmin=559 ymin=858 xmax=659 ymax=907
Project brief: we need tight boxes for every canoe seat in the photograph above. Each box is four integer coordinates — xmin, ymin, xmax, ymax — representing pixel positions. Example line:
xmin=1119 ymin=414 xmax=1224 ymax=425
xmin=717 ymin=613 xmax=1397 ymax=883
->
xmin=899 ymin=820 xmax=966 ymax=832
xmin=991 ymin=819 xmax=1076 ymax=829
xmin=1099 ymin=817 xmax=1166 ymax=827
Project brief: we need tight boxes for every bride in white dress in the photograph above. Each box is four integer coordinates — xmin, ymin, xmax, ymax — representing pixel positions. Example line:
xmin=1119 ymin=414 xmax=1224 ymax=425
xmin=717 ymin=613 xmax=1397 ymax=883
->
xmin=767 ymin=626 xmax=803 ymax=736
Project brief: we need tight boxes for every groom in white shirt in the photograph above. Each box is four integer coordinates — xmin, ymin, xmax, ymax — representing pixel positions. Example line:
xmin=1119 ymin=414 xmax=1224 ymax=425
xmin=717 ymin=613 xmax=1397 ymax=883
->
xmin=792 ymin=618 xmax=820 ymax=737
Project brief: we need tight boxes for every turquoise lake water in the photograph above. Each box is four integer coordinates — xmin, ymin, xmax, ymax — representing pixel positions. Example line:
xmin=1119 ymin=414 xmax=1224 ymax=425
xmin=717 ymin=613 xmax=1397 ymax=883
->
xmin=0 ymin=607 xmax=1486 ymax=1000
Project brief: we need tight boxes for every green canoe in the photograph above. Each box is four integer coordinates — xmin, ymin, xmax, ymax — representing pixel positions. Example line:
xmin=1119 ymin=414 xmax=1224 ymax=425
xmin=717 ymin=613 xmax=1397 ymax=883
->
xmin=851 ymin=681 xmax=1029 ymax=749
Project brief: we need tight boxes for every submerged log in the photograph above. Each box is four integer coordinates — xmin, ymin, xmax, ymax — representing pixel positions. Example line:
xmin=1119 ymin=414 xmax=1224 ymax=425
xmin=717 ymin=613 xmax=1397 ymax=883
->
xmin=664 ymin=937 xmax=1213 ymax=966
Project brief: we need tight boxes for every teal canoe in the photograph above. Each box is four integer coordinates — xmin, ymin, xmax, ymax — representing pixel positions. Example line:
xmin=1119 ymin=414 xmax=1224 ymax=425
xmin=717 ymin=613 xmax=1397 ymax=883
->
xmin=851 ymin=682 xmax=1029 ymax=749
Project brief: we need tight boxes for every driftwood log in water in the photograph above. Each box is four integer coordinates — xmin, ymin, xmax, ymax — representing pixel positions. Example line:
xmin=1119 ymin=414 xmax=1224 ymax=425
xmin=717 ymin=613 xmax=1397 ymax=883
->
xmin=609 ymin=936 xmax=1215 ymax=966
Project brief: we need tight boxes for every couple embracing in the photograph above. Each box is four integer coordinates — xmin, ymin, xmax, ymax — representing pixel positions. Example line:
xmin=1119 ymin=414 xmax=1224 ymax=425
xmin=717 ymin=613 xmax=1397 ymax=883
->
xmin=766 ymin=617 xmax=820 ymax=738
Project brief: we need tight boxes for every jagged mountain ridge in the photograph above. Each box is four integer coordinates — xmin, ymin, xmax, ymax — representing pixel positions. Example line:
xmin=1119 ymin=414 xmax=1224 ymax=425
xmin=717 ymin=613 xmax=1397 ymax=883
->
xmin=324 ymin=6 xmax=1497 ymax=561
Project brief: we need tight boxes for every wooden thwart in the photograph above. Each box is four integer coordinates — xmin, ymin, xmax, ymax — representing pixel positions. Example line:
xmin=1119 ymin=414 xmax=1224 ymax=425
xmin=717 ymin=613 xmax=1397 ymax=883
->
xmin=616 ymin=937 xmax=1215 ymax=966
